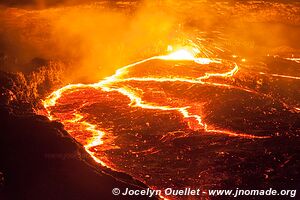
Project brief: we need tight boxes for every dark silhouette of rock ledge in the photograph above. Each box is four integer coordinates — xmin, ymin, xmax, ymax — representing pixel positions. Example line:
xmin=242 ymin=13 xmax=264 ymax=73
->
xmin=0 ymin=70 xmax=157 ymax=200
xmin=0 ymin=107 xmax=157 ymax=200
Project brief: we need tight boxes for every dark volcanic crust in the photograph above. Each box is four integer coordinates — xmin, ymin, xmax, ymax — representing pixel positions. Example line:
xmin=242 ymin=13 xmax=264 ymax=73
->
xmin=46 ymin=58 xmax=300 ymax=199
xmin=0 ymin=105 xmax=157 ymax=200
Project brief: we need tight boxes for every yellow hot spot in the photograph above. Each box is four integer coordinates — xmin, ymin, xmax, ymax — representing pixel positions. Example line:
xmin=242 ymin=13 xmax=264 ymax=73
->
xmin=161 ymin=49 xmax=196 ymax=60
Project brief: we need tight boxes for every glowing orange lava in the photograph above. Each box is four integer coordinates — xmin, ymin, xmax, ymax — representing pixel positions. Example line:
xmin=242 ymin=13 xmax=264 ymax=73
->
xmin=259 ymin=72 xmax=300 ymax=80
xmin=43 ymin=47 xmax=271 ymax=167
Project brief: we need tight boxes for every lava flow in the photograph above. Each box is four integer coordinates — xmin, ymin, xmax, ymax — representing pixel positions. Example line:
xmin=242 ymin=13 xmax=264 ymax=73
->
xmin=43 ymin=48 xmax=268 ymax=161
xmin=41 ymin=45 xmax=299 ymax=198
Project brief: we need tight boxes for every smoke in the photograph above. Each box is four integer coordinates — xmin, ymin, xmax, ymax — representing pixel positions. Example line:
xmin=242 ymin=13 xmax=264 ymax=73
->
xmin=0 ymin=1 xmax=179 ymax=83
xmin=50 ymin=2 xmax=177 ymax=82
xmin=0 ymin=0 xmax=299 ymax=84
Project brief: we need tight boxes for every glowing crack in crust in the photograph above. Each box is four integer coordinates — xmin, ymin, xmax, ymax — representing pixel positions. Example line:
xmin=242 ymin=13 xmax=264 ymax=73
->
xmin=259 ymin=72 xmax=300 ymax=80
xmin=63 ymin=113 xmax=108 ymax=167
xmin=43 ymin=48 xmax=271 ymax=166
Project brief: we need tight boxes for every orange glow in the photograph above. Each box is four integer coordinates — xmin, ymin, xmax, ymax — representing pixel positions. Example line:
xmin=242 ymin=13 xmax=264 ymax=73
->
xmin=259 ymin=72 xmax=300 ymax=80
xmin=3 ymin=2 xmax=299 ymax=199
xmin=286 ymin=57 xmax=300 ymax=63
xmin=42 ymin=47 xmax=271 ymax=167
xmin=161 ymin=48 xmax=196 ymax=60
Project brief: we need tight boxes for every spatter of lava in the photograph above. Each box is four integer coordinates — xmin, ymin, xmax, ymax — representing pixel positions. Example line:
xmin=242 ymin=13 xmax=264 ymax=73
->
xmin=41 ymin=46 xmax=300 ymax=199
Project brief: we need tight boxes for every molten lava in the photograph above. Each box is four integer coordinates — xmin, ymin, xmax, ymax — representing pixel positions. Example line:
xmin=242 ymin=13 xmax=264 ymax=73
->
xmin=41 ymin=46 xmax=300 ymax=198
xmin=43 ymin=48 xmax=270 ymax=166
